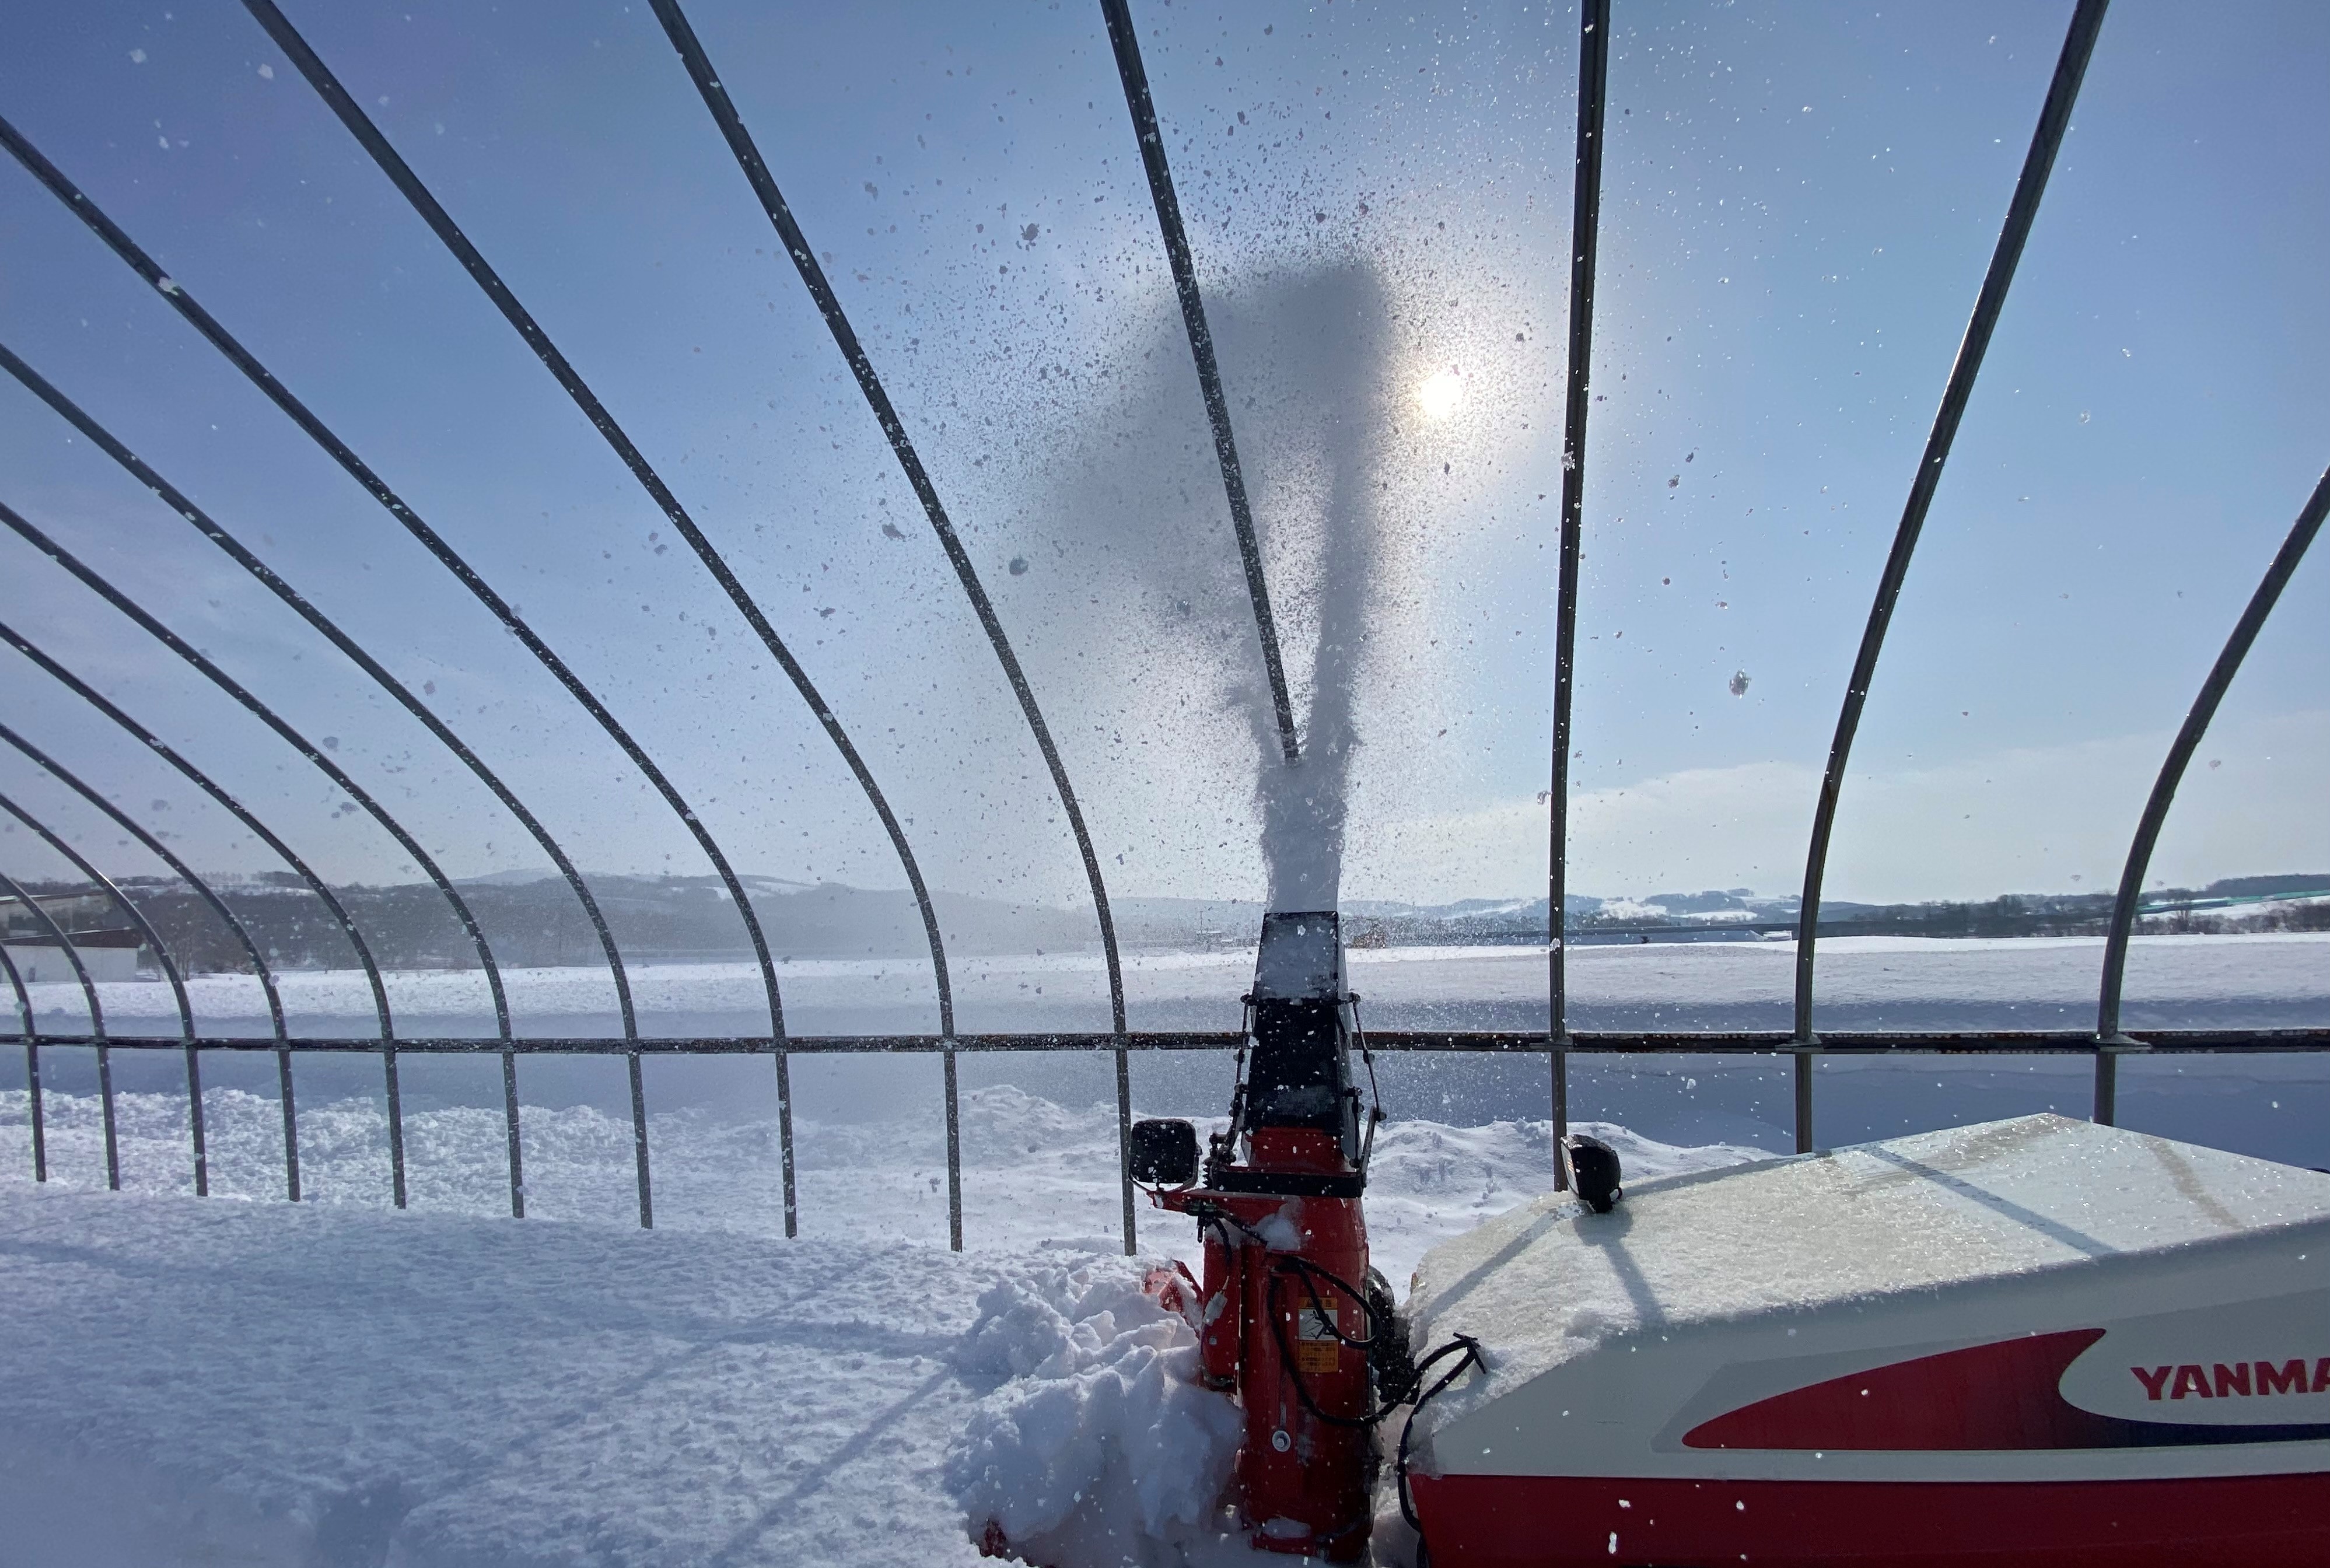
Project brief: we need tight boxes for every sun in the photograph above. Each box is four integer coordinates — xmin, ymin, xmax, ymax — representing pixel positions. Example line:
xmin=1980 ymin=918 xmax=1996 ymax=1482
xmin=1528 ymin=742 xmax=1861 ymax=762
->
xmin=1416 ymin=369 xmax=1465 ymax=421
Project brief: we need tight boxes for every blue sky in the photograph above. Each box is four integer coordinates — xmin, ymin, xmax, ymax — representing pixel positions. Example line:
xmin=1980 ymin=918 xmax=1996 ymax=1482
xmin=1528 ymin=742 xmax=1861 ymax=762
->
xmin=1 ymin=0 xmax=2324 ymax=925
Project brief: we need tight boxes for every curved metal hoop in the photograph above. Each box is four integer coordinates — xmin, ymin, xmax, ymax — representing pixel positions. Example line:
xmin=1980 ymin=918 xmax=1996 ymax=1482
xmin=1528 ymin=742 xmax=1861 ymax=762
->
xmin=0 ymin=104 xmax=817 ymax=1234
xmin=0 ymin=939 xmax=40 ymax=1182
xmin=0 ymin=500 xmax=510 ymax=1049
xmin=0 ymin=859 xmax=116 ymax=1187
xmin=645 ymin=0 xmax=1133 ymax=1254
xmin=0 ymin=790 xmax=207 ymax=1194
xmin=1097 ymin=0 xmax=1299 ymax=768
xmin=0 ymin=720 xmax=301 ymax=1198
xmin=1790 ymin=0 xmax=2111 ymax=1151
xmin=1540 ymin=0 xmax=1614 ymax=1188
xmin=0 ymin=621 xmax=413 ymax=1199
xmin=237 ymin=0 xmax=954 ymax=1067
xmin=0 ymin=353 xmax=573 ymax=1213
xmin=2090 ymin=464 xmax=2330 ymax=1119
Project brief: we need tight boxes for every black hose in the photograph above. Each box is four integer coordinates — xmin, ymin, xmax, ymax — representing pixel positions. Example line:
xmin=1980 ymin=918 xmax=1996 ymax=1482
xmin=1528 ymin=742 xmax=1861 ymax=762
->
xmin=1395 ymin=1336 xmax=1487 ymax=1533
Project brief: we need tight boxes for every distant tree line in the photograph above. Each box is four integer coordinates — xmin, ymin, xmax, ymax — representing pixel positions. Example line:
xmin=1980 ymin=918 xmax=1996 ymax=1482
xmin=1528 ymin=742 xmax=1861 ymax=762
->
xmin=8 ymin=870 xmax=2324 ymax=977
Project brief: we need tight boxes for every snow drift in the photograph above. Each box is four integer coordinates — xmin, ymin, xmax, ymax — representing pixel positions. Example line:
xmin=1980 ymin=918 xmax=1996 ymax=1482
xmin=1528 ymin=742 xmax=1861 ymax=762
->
xmin=949 ymin=1262 xmax=1247 ymax=1565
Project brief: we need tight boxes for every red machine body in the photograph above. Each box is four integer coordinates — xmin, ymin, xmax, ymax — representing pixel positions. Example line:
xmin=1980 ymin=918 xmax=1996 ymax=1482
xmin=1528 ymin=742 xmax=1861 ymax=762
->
xmin=1138 ymin=909 xmax=1387 ymax=1562
xmin=1159 ymin=1129 xmax=1374 ymax=1559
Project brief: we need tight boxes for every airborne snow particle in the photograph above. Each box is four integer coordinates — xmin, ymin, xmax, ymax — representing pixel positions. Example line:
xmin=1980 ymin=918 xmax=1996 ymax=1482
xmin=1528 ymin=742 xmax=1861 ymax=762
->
xmin=1729 ymin=671 xmax=1751 ymax=697
xmin=1008 ymin=556 xmax=1028 ymax=575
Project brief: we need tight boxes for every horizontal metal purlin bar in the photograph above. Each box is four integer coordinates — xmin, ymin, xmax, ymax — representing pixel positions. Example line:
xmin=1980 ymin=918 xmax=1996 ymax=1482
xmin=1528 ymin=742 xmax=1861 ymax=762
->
xmin=12 ymin=1030 xmax=2328 ymax=1056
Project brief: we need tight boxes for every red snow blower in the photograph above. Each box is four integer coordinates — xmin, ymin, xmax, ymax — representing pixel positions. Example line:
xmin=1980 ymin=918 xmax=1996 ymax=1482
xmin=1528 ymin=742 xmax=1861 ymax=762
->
xmin=1131 ymin=911 xmax=1411 ymax=1560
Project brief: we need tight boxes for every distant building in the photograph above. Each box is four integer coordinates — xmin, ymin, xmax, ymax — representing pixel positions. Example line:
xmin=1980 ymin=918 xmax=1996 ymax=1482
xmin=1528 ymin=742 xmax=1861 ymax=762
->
xmin=1 ymin=928 xmax=149 ymax=983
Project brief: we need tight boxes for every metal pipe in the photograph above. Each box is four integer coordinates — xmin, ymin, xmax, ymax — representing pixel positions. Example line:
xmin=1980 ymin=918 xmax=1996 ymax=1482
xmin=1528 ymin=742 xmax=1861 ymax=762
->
xmin=502 ymin=1046 xmax=526 ymax=1220
xmin=236 ymin=2 xmax=964 ymax=1240
xmin=1548 ymin=0 xmax=1612 ymax=1185
xmin=1794 ymin=1049 xmax=1815 ymax=1154
xmin=775 ymin=1049 xmax=796 ymax=1238
xmin=1550 ymin=1045 xmax=1569 ymax=1189
xmin=0 ymin=934 xmax=44 ymax=1181
xmin=2093 ymin=463 xmax=2330 ymax=1113
xmin=25 ymin=1027 xmax=2328 ymax=1058
xmin=645 ymin=0 xmax=1132 ymax=1253
xmin=0 ymin=792 xmax=207 ymax=1194
xmin=1097 ymin=0 xmax=1299 ymax=767
xmin=0 ymin=624 xmax=403 ymax=1198
xmin=0 ymin=340 xmax=642 ymax=1219
xmin=0 ymin=723 xmax=297 ymax=1196
xmin=942 ymin=1046 xmax=963 ymax=1252
xmin=0 ymin=862 xmax=113 ymax=1187
xmin=1793 ymin=0 xmax=2109 ymax=1046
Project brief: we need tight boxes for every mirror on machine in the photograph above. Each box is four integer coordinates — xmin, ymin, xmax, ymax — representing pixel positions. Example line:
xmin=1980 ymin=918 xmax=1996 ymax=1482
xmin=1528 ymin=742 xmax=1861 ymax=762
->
xmin=1129 ymin=1119 xmax=1201 ymax=1186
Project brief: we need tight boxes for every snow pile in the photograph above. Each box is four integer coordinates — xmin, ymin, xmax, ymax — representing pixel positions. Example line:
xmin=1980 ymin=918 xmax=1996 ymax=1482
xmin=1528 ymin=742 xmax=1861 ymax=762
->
xmin=949 ymin=1262 xmax=1250 ymax=1566
xmin=0 ymin=1082 xmax=1768 ymax=1292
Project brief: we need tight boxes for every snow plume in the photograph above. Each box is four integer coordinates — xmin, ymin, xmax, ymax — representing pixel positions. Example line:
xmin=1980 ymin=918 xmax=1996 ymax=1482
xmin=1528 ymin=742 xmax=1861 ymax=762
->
xmin=947 ymin=1261 xmax=1250 ymax=1566
xmin=1004 ymin=262 xmax=1398 ymax=914
xmin=1248 ymin=267 xmax=1390 ymax=912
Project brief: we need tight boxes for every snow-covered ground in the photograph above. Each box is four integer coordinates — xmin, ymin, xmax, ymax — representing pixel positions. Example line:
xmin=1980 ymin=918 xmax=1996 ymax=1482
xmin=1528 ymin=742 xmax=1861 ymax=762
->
xmin=0 ymin=1088 xmax=1755 ymax=1567
xmin=10 ymin=932 xmax=2326 ymax=1038
xmin=3 ymin=936 xmax=2322 ymax=1564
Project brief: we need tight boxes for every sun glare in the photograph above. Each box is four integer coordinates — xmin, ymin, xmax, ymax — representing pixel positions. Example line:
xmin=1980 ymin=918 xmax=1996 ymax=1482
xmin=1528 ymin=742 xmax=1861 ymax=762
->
xmin=1416 ymin=369 xmax=1465 ymax=421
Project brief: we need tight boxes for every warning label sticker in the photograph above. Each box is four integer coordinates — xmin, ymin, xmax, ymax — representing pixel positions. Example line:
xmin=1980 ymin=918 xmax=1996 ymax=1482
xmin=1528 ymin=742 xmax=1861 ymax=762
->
xmin=1296 ymin=1300 xmax=1339 ymax=1340
xmin=1297 ymin=1340 xmax=1341 ymax=1375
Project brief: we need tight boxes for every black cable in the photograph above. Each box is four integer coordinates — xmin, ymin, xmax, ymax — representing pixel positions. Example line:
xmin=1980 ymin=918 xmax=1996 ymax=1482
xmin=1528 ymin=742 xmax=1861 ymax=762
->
xmin=1395 ymin=1335 xmax=1487 ymax=1533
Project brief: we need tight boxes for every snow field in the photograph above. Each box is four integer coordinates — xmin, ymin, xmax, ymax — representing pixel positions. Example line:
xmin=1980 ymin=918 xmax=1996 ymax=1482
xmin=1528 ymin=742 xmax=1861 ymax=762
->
xmin=11 ymin=932 xmax=2326 ymax=1036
